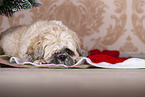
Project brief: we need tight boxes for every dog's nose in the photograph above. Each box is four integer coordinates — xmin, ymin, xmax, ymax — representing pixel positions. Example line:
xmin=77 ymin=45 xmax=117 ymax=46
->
xmin=58 ymin=55 xmax=67 ymax=61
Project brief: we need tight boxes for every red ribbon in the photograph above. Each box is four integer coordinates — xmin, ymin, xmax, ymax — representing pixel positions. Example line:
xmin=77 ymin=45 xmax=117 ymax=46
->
xmin=88 ymin=49 xmax=128 ymax=64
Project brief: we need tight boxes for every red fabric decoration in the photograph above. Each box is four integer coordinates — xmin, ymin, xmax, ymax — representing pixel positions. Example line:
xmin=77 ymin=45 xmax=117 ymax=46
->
xmin=88 ymin=49 xmax=128 ymax=64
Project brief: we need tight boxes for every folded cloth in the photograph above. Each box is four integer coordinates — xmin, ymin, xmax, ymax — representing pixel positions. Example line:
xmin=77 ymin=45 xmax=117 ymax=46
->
xmin=9 ymin=56 xmax=145 ymax=69
xmin=88 ymin=49 xmax=128 ymax=64
xmin=1 ymin=49 xmax=145 ymax=69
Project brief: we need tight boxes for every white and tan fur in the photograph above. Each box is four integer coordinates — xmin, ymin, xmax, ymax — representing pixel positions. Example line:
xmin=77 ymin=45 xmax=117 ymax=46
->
xmin=0 ymin=20 xmax=88 ymax=66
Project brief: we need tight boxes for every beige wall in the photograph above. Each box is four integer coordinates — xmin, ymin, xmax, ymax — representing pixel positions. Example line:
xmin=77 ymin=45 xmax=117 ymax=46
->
xmin=0 ymin=0 xmax=145 ymax=54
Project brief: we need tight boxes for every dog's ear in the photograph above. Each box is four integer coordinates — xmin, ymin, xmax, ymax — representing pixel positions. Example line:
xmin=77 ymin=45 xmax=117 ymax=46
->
xmin=0 ymin=46 xmax=4 ymax=55
xmin=26 ymin=37 xmax=44 ymax=62
xmin=77 ymin=46 xmax=89 ymax=57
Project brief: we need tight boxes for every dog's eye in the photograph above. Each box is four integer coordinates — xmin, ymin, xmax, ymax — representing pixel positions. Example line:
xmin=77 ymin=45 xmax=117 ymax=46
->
xmin=65 ymin=48 xmax=74 ymax=56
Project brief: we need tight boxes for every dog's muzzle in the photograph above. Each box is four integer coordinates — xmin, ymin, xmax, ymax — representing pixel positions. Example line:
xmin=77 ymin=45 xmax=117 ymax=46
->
xmin=58 ymin=54 xmax=75 ymax=66
xmin=50 ymin=53 xmax=76 ymax=66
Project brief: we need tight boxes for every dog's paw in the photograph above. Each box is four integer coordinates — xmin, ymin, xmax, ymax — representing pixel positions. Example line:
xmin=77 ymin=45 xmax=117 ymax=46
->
xmin=33 ymin=60 xmax=47 ymax=65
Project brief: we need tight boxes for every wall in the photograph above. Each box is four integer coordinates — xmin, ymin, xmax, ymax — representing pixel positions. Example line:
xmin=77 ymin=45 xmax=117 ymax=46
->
xmin=0 ymin=0 xmax=145 ymax=54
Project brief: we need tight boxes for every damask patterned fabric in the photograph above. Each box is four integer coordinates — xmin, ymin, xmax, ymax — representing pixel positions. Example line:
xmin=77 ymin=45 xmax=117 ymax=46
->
xmin=0 ymin=0 xmax=145 ymax=54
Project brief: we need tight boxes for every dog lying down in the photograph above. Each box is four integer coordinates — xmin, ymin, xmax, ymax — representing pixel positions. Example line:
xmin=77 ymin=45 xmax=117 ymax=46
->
xmin=0 ymin=20 xmax=88 ymax=66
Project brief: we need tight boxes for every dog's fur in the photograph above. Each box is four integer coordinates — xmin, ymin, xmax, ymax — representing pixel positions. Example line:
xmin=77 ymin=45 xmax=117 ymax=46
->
xmin=0 ymin=20 xmax=88 ymax=66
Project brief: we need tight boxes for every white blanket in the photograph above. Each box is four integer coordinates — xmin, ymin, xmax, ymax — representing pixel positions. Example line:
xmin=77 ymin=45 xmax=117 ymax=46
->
xmin=10 ymin=57 xmax=145 ymax=69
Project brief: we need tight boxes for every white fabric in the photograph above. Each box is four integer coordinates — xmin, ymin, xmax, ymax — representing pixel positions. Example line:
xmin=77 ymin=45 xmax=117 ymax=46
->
xmin=10 ymin=57 xmax=145 ymax=69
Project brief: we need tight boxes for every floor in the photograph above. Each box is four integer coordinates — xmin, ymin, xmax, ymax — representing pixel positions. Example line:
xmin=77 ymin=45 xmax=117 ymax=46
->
xmin=0 ymin=68 xmax=145 ymax=97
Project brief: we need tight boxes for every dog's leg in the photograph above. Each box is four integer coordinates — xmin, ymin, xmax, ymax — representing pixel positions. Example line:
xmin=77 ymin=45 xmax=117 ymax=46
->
xmin=33 ymin=47 xmax=47 ymax=64
xmin=26 ymin=46 xmax=46 ymax=64
xmin=25 ymin=37 xmax=46 ymax=64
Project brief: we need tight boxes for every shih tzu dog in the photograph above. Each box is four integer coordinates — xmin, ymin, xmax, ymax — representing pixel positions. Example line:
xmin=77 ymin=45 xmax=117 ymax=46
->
xmin=0 ymin=20 xmax=88 ymax=66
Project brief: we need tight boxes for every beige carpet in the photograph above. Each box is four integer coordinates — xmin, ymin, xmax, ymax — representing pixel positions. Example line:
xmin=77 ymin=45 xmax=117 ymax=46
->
xmin=0 ymin=68 xmax=145 ymax=97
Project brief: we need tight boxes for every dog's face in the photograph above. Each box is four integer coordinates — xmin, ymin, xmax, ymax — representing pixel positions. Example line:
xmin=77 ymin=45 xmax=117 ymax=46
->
xmin=26 ymin=33 xmax=88 ymax=66
xmin=44 ymin=47 xmax=88 ymax=66
xmin=42 ymin=39 xmax=87 ymax=66
xmin=49 ymin=48 xmax=76 ymax=66
xmin=24 ymin=20 xmax=88 ymax=66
